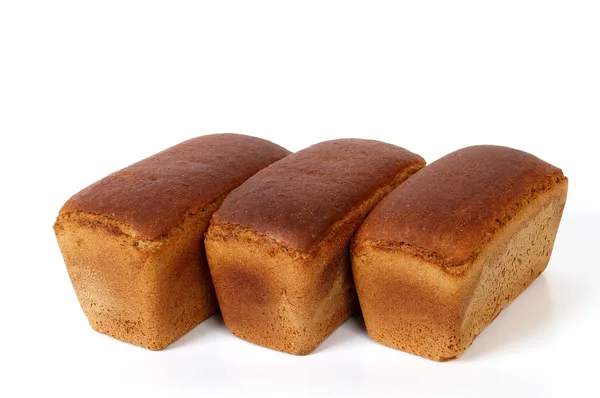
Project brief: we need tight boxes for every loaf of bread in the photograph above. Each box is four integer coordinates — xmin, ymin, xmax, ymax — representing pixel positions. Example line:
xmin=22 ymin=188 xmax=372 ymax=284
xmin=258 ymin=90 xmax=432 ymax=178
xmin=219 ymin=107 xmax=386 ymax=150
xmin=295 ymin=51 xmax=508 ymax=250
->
xmin=54 ymin=134 xmax=290 ymax=350
xmin=205 ymin=139 xmax=425 ymax=354
xmin=351 ymin=145 xmax=567 ymax=361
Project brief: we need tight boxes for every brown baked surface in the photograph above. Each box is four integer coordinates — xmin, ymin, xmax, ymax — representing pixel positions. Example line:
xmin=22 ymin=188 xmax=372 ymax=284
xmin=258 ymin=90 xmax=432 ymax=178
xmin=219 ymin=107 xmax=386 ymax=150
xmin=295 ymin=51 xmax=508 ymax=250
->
xmin=55 ymin=208 xmax=222 ymax=350
xmin=356 ymin=145 xmax=566 ymax=269
xmin=352 ymin=183 xmax=567 ymax=361
xmin=206 ymin=139 xmax=425 ymax=354
xmin=351 ymin=145 xmax=568 ymax=361
xmin=55 ymin=133 xmax=290 ymax=350
xmin=60 ymin=133 xmax=291 ymax=240
xmin=213 ymin=139 xmax=425 ymax=252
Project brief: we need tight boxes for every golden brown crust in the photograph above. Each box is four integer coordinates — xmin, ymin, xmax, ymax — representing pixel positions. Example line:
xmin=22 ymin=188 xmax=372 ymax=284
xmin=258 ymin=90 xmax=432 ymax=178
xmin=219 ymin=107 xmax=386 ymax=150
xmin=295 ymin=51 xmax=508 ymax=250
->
xmin=213 ymin=139 xmax=425 ymax=252
xmin=205 ymin=227 xmax=359 ymax=355
xmin=55 ymin=134 xmax=290 ymax=350
xmin=55 ymin=207 xmax=220 ymax=350
xmin=206 ymin=140 xmax=425 ymax=354
xmin=354 ymin=145 xmax=566 ymax=270
xmin=60 ymin=134 xmax=291 ymax=240
xmin=352 ymin=182 xmax=568 ymax=361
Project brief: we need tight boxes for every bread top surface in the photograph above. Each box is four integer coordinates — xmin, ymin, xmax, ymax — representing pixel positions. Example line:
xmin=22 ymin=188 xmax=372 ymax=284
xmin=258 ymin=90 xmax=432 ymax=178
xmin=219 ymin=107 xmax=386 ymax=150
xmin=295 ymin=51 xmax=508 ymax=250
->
xmin=354 ymin=145 xmax=566 ymax=269
xmin=212 ymin=139 xmax=425 ymax=253
xmin=59 ymin=133 xmax=290 ymax=240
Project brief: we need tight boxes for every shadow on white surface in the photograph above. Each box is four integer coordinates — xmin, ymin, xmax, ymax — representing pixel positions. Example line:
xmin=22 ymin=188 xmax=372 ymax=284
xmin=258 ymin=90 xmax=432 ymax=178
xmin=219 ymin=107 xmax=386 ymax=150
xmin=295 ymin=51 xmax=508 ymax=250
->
xmin=314 ymin=311 xmax=370 ymax=354
xmin=170 ymin=309 xmax=374 ymax=355
xmin=167 ymin=312 xmax=228 ymax=350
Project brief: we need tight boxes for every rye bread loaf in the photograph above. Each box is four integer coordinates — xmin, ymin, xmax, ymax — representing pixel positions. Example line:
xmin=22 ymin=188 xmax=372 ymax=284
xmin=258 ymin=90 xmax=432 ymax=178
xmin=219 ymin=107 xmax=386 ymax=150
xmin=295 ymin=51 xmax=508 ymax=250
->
xmin=54 ymin=133 xmax=290 ymax=350
xmin=205 ymin=139 xmax=425 ymax=355
xmin=351 ymin=145 xmax=568 ymax=361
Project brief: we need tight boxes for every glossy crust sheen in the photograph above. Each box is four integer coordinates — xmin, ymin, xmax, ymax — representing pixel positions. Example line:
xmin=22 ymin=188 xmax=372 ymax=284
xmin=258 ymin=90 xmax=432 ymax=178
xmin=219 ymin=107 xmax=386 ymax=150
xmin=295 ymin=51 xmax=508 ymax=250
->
xmin=60 ymin=133 xmax=291 ymax=240
xmin=356 ymin=145 xmax=566 ymax=270
xmin=213 ymin=139 xmax=426 ymax=252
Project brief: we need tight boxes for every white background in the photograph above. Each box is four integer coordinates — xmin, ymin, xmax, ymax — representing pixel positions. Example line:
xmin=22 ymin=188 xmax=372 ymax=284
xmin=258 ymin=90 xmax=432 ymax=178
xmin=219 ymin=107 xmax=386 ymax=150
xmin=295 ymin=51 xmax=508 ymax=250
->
xmin=1 ymin=1 xmax=599 ymax=397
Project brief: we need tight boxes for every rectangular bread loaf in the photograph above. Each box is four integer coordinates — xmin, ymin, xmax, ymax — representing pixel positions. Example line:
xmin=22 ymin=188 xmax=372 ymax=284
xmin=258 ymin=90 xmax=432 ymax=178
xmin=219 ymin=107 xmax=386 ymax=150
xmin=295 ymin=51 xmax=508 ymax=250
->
xmin=351 ymin=145 xmax=568 ymax=361
xmin=205 ymin=139 xmax=425 ymax=354
xmin=54 ymin=133 xmax=290 ymax=350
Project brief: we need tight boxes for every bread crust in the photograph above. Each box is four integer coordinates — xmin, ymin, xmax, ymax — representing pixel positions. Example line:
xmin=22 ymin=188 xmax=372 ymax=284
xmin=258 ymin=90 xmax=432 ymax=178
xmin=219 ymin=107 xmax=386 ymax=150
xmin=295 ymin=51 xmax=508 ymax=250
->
xmin=351 ymin=146 xmax=568 ymax=360
xmin=206 ymin=139 xmax=425 ymax=354
xmin=60 ymin=133 xmax=290 ymax=240
xmin=356 ymin=145 xmax=565 ymax=270
xmin=54 ymin=134 xmax=290 ymax=349
xmin=213 ymin=139 xmax=425 ymax=252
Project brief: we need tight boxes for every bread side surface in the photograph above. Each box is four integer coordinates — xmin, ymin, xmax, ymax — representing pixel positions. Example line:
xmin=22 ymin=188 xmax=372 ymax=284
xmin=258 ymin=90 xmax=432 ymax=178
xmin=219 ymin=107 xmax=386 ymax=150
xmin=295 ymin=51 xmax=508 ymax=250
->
xmin=212 ymin=139 xmax=425 ymax=252
xmin=55 ymin=134 xmax=290 ymax=349
xmin=356 ymin=145 xmax=566 ymax=271
xmin=206 ymin=141 xmax=425 ymax=354
xmin=352 ymin=182 xmax=567 ymax=360
xmin=60 ymin=133 xmax=291 ymax=240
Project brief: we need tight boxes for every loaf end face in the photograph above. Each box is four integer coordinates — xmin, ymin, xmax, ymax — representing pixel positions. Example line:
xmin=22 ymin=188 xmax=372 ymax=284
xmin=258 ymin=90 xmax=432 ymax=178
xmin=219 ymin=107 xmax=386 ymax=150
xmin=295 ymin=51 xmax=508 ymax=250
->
xmin=205 ymin=225 xmax=357 ymax=355
xmin=54 ymin=209 xmax=219 ymax=350
xmin=352 ymin=181 xmax=568 ymax=361
xmin=352 ymin=243 xmax=468 ymax=361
